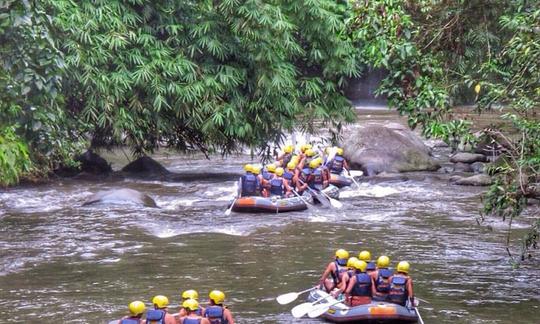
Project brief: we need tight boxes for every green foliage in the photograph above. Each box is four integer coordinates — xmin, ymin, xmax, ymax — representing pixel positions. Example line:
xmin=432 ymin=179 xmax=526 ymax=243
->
xmin=0 ymin=126 xmax=32 ymax=186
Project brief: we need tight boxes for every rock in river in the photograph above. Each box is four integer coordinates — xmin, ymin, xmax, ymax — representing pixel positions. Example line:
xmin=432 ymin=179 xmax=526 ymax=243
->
xmin=452 ymin=174 xmax=493 ymax=186
xmin=82 ymin=188 xmax=157 ymax=207
xmin=450 ymin=152 xmax=487 ymax=164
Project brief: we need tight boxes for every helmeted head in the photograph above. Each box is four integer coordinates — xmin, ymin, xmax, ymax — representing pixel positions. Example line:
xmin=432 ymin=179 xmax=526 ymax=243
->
xmin=377 ymin=255 xmax=390 ymax=268
xmin=305 ymin=149 xmax=316 ymax=157
xmin=275 ymin=167 xmax=284 ymax=177
xmin=300 ymin=144 xmax=312 ymax=153
xmin=358 ymin=250 xmax=371 ymax=262
xmin=291 ymin=155 xmax=300 ymax=164
xmin=209 ymin=290 xmax=225 ymax=304
xmin=182 ymin=298 xmax=199 ymax=311
xmin=251 ymin=165 xmax=261 ymax=175
xmin=128 ymin=301 xmax=146 ymax=316
xmin=284 ymin=145 xmax=294 ymax=153
xmin=309 ymin=159 xmax=321 ymax=169
xmin=397 ymin=261 xmax=410 ymax=274
xmin=286 ymin=161 xmax=296 ymax=171
xmin=346 ymin=257 xmax=359 ymax=268
xmin=354 ymin=260 xmax=368 ymax=272
xmin=152 ymin=295 xmax=169 ymax=309
xmin=243 ymin=164 xmax=252 ymax=172
xmin=335 ymin=249 xmax=349 ymax=260
xmin=336 ymin=148 xmax=344 ymax=156
xmin=266 ymin=164 xmax=277 ymax=173
xmin=182 ymin=289 xmax=199 ymax=300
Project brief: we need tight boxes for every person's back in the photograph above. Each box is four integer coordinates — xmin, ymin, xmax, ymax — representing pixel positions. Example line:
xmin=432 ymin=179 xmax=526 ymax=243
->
xmin=118 ymin=301 xmax=145 ymax=324
xmin=180 ymin=299 xmax=210 ymax=324
xmin=147 ymin=295 xmax=176 ymax=324
xmin=372 ymin=256 xmax=393 ymax=301
xmin=319 ymin=249 xmax=349 ymax=293
xmin=178 ymin=290 xmax=206 ymax=318
xmin=345 ymin=260 xmax=373 ymax=306
xmin=206 ymin=290 xmax=235 ymax=324
xmin=240 ymin=172 xmax=259 ymax=197
xmin=388 ymin=261 xmax=414 ymax=306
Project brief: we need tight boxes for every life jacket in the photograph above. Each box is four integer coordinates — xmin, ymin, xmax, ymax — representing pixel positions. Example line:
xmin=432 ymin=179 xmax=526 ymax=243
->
xmin=262 ymin=171 xmax=274 ymax=181
xmin=366 ymin=262 xmax=376 ymax=272
xmin=282 ymin=153 xmax=292 ymax=166
xmin=205 ymin=305 xmax=228 ymax=324
xmin=146 ymin=309 xmax=165 ymax=324
xmin=283 ymin=170 xmax=294 ymax=181
xmin=269 ymin=178 xmax=285 ymax=196
xmin=375 ymin=268 xmax=393 ymax=293
xmin=331 ymin=259 xmax=348 ymax=285
xmin=120 ymin=318 xmax=140 ymax=324
xmin=298 ymin=168 xmax=311 ymax=183
xmin=351 ymin=273 xmax=372 ymax=297
xmin=241 ymin=173 xmax=258 ymax=196
xmin=309 ymin=168 xmax=324 ymax=188
xmin=183 ymin=317 xmax=201 ymax=324
xmin=330 ymin=156 xmax=344 ymax=173
xmin=388 ymin=275 xmax=408 ymax=305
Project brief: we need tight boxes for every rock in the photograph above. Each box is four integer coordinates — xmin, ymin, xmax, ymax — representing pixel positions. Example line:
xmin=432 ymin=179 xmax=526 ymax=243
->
xmin=454 ymin=174 xmax=493 ymax=186
xmin=425 ymin=139 xmax=449 ymax=148
xmin=471 ymin=162 xmax=486 ymax=174
xmin=342 ymin=122 xmax=440 ymax=175
xmin=450 ymin=152 xmax=487 ymax=164
xmin=449 ymin=175 xmax=464 ymax=183
xmin=453 ymin=162 xmax=473 ymax=173
xmin=122 ymin=156 xmax=170 ymax=175
xmin=76 ymin=150 xmax=112 ymax=173
xmin=82 ymin=188 xmax=157 ymax=207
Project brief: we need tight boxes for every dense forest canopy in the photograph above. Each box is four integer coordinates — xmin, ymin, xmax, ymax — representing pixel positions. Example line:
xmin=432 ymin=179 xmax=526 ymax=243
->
xmin=1 ymin=0 xmax=538 ymax=260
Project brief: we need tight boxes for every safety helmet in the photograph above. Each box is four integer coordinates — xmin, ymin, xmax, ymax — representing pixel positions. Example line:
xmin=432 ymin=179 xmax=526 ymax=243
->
xmin=128 ymin=301 xmax=146 ymax=316
xmin=251 ymin=165 xmax=261 ymax=175
xmin=358 ymin=250 xmax=371 ymax=262
xmin=275 ymin=167 xmax=284 ymax=176
xmin=309 ymin=159 xmax=321 ymax=169
xmin=152 ymin=295 xmax=169 ymax=309
xmin=182 ymin=298 xmax=199 ymax=311
xmin=286 ymin=161 xmax=296 ymax=170
xmin=243 ymin=164 xmax=252 ymax=172
xmin=335 ymin=249 xmax=349 ymax=259
xmin=284 ymin=145 xmax=294 ymax=153
xmin=182 ymin=289 xmax=199 ymax=300
xmin=266 ymin=164 xmax=277 ymax=173
xmin=305 ymin=149 xmax=316 ymax=157
xmin=377 ymin=256 xmax=390 ymax=268
xmin=397 ymin=261 xmax=410 ymax=274
xmin=209 ymin=290 xmax=225 ymax=304
xmin=336 ymin=148 xmax=344 ymax=156
xmin=300 ymin=144 xmax=312 ymax=152
xmin=346 ymin=257 xmax=359 ymax=268
xmin=354 ymin=260 xmax=368 ymax=272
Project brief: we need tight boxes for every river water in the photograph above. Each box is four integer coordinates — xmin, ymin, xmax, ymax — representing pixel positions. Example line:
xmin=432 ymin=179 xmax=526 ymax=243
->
xmin=1 ymin=113 xmax=539 ymax=324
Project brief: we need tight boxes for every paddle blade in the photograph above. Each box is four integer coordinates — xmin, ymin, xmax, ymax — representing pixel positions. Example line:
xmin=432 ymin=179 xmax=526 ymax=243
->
xmin=307 ymin=304 xmax=330 ymax=318
xmin=348 ymin=170 xmax=364 ymax=177
xmin=329 ymin=198 xmax=343 ymax=209
xmin=291 ymin=302 xmax=312 ymax=318
xmin=276 ymin=292 xmax=298 ymax=305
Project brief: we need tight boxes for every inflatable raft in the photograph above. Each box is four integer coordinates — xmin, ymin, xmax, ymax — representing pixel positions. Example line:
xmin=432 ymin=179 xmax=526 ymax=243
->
xmin=307 ymin=289 xmax=419 ymax=323
xmin=231 ymin=196 xmax=308 ymax=213
xmin=329 ymin=173 xmax=352 ymax=188
xmin=310 ymin=184 xmax=340 ymax=204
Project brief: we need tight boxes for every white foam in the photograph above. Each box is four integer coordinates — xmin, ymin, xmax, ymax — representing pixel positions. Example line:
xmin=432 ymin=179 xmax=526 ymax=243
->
xmin=340 ymin=185 xmax=401 ymax=198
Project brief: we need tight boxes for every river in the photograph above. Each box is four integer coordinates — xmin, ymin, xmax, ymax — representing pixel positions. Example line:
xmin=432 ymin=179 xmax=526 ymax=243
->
xmin=0 ymin=111 xmax=539 ymax=324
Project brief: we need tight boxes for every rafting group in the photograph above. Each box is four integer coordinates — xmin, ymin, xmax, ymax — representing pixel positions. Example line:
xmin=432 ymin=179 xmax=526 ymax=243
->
xmin=277 ymin=249 xmax=423 ymax=323
xmin=229 ymin=144 xmax=358 ymax=213
xmin=114 ymin=290 xmax=234 ymax=324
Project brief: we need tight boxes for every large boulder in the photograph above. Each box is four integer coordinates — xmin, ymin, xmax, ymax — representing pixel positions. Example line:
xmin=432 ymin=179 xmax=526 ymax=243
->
xmin=82 ymin=188 xmax=157 ymax=207
xmin=76 ymin=150 xmax=112 ymax=173
xmin=122 ymin=156 xmax=170 ymax=175
xmin=342 ymin=123 xmax=440 ymax=176
xmin=450 ymin=152 xmax=487 ymax=164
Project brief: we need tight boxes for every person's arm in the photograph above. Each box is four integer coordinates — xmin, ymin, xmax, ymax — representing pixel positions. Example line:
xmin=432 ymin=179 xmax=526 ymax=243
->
xmin=284 ymin=179 xmax=292 ymax=194
xmin=370 ymin=276 xmax=377 ymax=297
xmin=319 ymin=262 xmax=334 ymax=285
xmin=334 ymin=272 xmax=349 ymax=296
xmin=344 ymin=160 xmax=350 ymax=174
xmin=200 ymin=317 xmax=211 ymax=324
xmin=166 ymin=313 xmax=177 ymax=324
xmin=224 ymin=308 xmax=235 ymax=324
xmin=407 ymin=277 xmax=414 ymax=302
xmin=344 ymin=275 xmax=356 ymax=305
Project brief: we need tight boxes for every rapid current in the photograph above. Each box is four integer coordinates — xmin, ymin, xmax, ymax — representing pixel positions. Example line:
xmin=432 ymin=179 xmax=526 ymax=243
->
xmin=0 ymin=111 xmax=538 ymax=324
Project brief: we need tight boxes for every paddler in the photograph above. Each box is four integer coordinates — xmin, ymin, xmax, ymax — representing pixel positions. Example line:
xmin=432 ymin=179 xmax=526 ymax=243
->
xmin=146 ymin=295 xmax=176 ymax=324
xmin=250 ymin=165 xmax=267 ymax=197
xmin=326 ymin=147 xmax=350 ymax=175
xmin=205 ymin=290 xmax=235 ymax=324
xmin=283 ymin=161 xmax=297 ymax=188
xmin=307 ymin=158 xmax=328 ymax=191
xmin=239 ymin=164 xmax=260 ymax=197
xmin=344 ymin=260 xmax=375 ymax=306
xmin=178 ymin=290 xmax=205 ymax=318
xmin=117 ymin=301 xmax=145 ymax=324
xmin=358 ymin=250 xmax=377 ymax=277
xmin=262 ymin=164 xmax=277 ymax=181
xmin=276 ymin=144 xmax=294 ymax=167
xmin=372 ymin=256 xmax=394 ymax=301
xmin=330 ymin=256 xmax=359 ymax=298
xmin=179 ymin=299 xmax=210 ymax=324
xmin=318 ymin=249 xmax=350 ymax=293
xmin=298 ymin=148 xmax=316 ymax=170
xmin=294 ymin=162 xmax=311 ymax=195
xmin=268 ymin=167 xmax=292 ymax=197
xmin=388 ymin=261 xmax=415 ymax=306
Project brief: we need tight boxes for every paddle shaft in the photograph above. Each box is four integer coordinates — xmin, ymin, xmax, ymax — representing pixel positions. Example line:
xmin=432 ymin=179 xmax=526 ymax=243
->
xmin=297 ymin=179 xmax=331 ymax=207
xmin=308 ymin=299 xmax=342 ymax=318
xmin=416 ymin=307 xmax=425 ymax=324
xmin=344 ymin=168 xmax=361 ymax=189
xmin=292 ymin=189 xmax=314 ymax=206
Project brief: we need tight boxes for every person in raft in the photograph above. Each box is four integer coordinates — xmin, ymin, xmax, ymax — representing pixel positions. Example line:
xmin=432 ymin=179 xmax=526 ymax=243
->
xmin=326 ymin=147 xmax=350 ymax=175
xmin=388 ymin=261 xmax=415 ymax=306
xmin=179 ymin=299 xmax=210 ymax=324
xmin=145 ymin=295 xmax=176 ymax=324
xmin=358 ymin=250 xmax=377 ymax=277
xmin=318 ymin=249 xmax=350 ymax=293
xmin=205 ymin=290 xmax=235 ymax=324
xmin=330 ymin=256 xmax=359 ymax=298
xmin=118 ymin=301 xmax=145 ymax=324
xmin=276 ymin=144 xmax=294 ymax=167
xmin=344 ymin=260 xmax=376 ymax=306
xmin=178 ymin=289 xmax=205 ymax=318
xmin=371 ymin=256 xmax=394 ymax=301
xmin=239 ymin=164 xmax=260 ymax=197
xmin=268 ymin=167 xmax=293 ymax=198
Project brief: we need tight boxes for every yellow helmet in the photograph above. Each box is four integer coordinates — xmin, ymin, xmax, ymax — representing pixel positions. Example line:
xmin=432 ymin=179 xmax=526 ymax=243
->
xmin=275 ymin=167 xmax=284 ymax=176
xmin=377 ymin=255 xmax=390 ymax=268
xmin=346 ymin=257 xmax=359 ymax=268
xmin=309 ymin=159 xmax=321 ymax=169
xmin=243 ymin=164 xmax=252 ymax=172
xmin=182 ymin=289 xmax=199 ymax=300
xmin=397 ymin=261 xmax=410 ymax=274
xmin=209 ymin=290 xmax=225 ymax=304
xmin=128 ymin=301 xmax=146 ymax=316
xmin=152 ymin=295 xmax=169 ymax=309
xmin=336 ymin=148 xmax=344 ymax=156
xmin=354 ymin=260 xmax=368 ymax=272
xmin=305 ymin=149 xmax=316 ymax=157
xmin=182 ymin=298 xmax=199 ymax=311
xmin=286 ymin=161 xmax=296 ymax=170
xmin=291 ymin=155 xmax=300 ymax=162
xmin=284 ymin=145 xmax=294 ymax=153
xmin=266 ymin=164 xmax=277 ymax=173
xmin=335 ymin=249 xmax=349 ymax=259
xmin=300 ymin=144 xmax=312 ymax=152
xmin=358 ymin=250 xmax=371 ymax=262
xmin=251 ymin=165 xmax=261 ymax=175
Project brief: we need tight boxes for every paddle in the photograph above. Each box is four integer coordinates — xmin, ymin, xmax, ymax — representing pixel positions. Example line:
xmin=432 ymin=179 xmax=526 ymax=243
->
xmin=297 ymin=180 xmax=331 ymax=208
xmin=292 ymin=189 xmax=315 ymax=207
xmin=416 ymin=307 xmax=425 ymax=324
xmin=276 ymin=286 xmax=317 ymax=305
xmin=291 ymin=295 xmax=332 ymax=318
xmin=318 ymin=188 xmax=343 ymax=208
xmin=307 ymin=299 xmax=342 ymax=318
xmin=224 ymin=180 xmax=239 ymax=216
xmin=344 ymin=168 xmax=361 ymax=190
